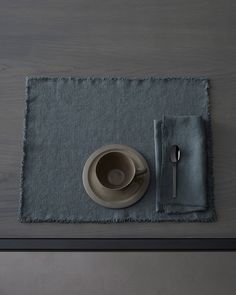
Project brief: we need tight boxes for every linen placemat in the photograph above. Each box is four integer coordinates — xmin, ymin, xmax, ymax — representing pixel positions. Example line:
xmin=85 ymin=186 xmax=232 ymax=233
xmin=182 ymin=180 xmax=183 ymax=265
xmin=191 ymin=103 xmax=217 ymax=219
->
xmin=20 ymin=77 xmax=215 ymax=222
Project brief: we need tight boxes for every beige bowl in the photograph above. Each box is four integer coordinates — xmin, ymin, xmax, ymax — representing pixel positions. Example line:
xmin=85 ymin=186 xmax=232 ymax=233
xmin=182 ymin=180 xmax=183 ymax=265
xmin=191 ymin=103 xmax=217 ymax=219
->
xmin=82 ymin=144 xmax=150 ymax=209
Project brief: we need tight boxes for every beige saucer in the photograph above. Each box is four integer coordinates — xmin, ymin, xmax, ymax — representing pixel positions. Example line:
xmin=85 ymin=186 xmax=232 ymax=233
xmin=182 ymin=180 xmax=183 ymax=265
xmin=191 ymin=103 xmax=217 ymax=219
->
xmin=82 ymin=144 xmax=150 ymax=209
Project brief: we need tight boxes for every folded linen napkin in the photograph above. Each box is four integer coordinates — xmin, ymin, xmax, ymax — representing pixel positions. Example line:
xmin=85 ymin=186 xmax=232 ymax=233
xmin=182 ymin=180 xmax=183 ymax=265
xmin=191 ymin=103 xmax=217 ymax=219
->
xmin=154 ymin=115 xmax=207 ymax=214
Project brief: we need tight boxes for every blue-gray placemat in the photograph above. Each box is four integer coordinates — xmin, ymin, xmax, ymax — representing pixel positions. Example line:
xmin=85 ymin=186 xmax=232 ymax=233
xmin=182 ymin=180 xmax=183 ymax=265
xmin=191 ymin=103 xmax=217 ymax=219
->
xmin=20 ymin=77 xmax=215 ymax=222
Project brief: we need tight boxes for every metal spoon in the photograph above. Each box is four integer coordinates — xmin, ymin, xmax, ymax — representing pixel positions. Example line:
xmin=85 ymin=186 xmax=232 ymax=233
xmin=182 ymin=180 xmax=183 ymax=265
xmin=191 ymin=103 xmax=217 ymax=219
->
xmin=170 ymin=145 xmax=181 ymax=199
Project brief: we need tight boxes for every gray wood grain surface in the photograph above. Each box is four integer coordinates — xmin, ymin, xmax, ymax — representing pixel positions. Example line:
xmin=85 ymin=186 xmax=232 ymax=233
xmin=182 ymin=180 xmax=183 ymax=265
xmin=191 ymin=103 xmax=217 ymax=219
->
xmin=1 ymin=252 xmax=236 ymax=295
xmin=0 ymin=0 xmax=235 ymax=238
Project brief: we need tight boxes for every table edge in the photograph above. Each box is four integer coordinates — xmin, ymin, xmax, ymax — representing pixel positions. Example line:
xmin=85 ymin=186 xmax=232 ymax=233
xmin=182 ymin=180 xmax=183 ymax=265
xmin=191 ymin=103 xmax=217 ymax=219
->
xmin=0 ymin=238 xmax=235 ymax=251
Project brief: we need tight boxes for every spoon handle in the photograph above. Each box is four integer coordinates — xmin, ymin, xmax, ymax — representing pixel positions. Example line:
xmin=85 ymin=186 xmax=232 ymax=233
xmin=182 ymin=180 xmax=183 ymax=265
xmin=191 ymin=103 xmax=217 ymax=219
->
xmin=172 ymin=164 xmax=177 ymax=199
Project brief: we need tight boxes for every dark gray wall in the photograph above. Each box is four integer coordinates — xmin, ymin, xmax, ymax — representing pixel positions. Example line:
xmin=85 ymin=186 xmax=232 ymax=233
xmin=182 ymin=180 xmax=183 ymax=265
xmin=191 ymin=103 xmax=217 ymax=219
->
xmin=0 ymin=252 xmax=236 ymax=295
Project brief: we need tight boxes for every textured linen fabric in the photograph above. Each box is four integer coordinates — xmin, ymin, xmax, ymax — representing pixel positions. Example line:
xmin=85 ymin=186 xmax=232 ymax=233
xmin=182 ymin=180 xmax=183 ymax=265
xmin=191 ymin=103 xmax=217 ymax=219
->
xmin=154 ymin=115 xmax=207 ymax=214
xmin=20 ymin=77 xmax=215 ymax=222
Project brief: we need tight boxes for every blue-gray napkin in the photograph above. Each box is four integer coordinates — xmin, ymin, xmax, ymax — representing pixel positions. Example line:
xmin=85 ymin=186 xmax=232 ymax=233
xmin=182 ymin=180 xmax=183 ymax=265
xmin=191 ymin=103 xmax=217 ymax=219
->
xmin=154 ymin=115 xmax=207 ymax=214
xmin=20 ymin=77 xmax=215 ymax=222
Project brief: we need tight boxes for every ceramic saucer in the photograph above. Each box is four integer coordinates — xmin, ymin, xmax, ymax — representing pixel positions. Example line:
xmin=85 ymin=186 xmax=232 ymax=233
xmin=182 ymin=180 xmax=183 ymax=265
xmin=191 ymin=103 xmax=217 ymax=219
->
xmin=82 ymin=144 xmax=150 ymax=209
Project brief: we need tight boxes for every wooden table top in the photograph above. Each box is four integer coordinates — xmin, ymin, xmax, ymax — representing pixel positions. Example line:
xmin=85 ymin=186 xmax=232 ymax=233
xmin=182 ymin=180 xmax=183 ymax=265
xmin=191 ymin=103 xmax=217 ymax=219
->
xmin=0 ymin=0 xmax=236 ymax=238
